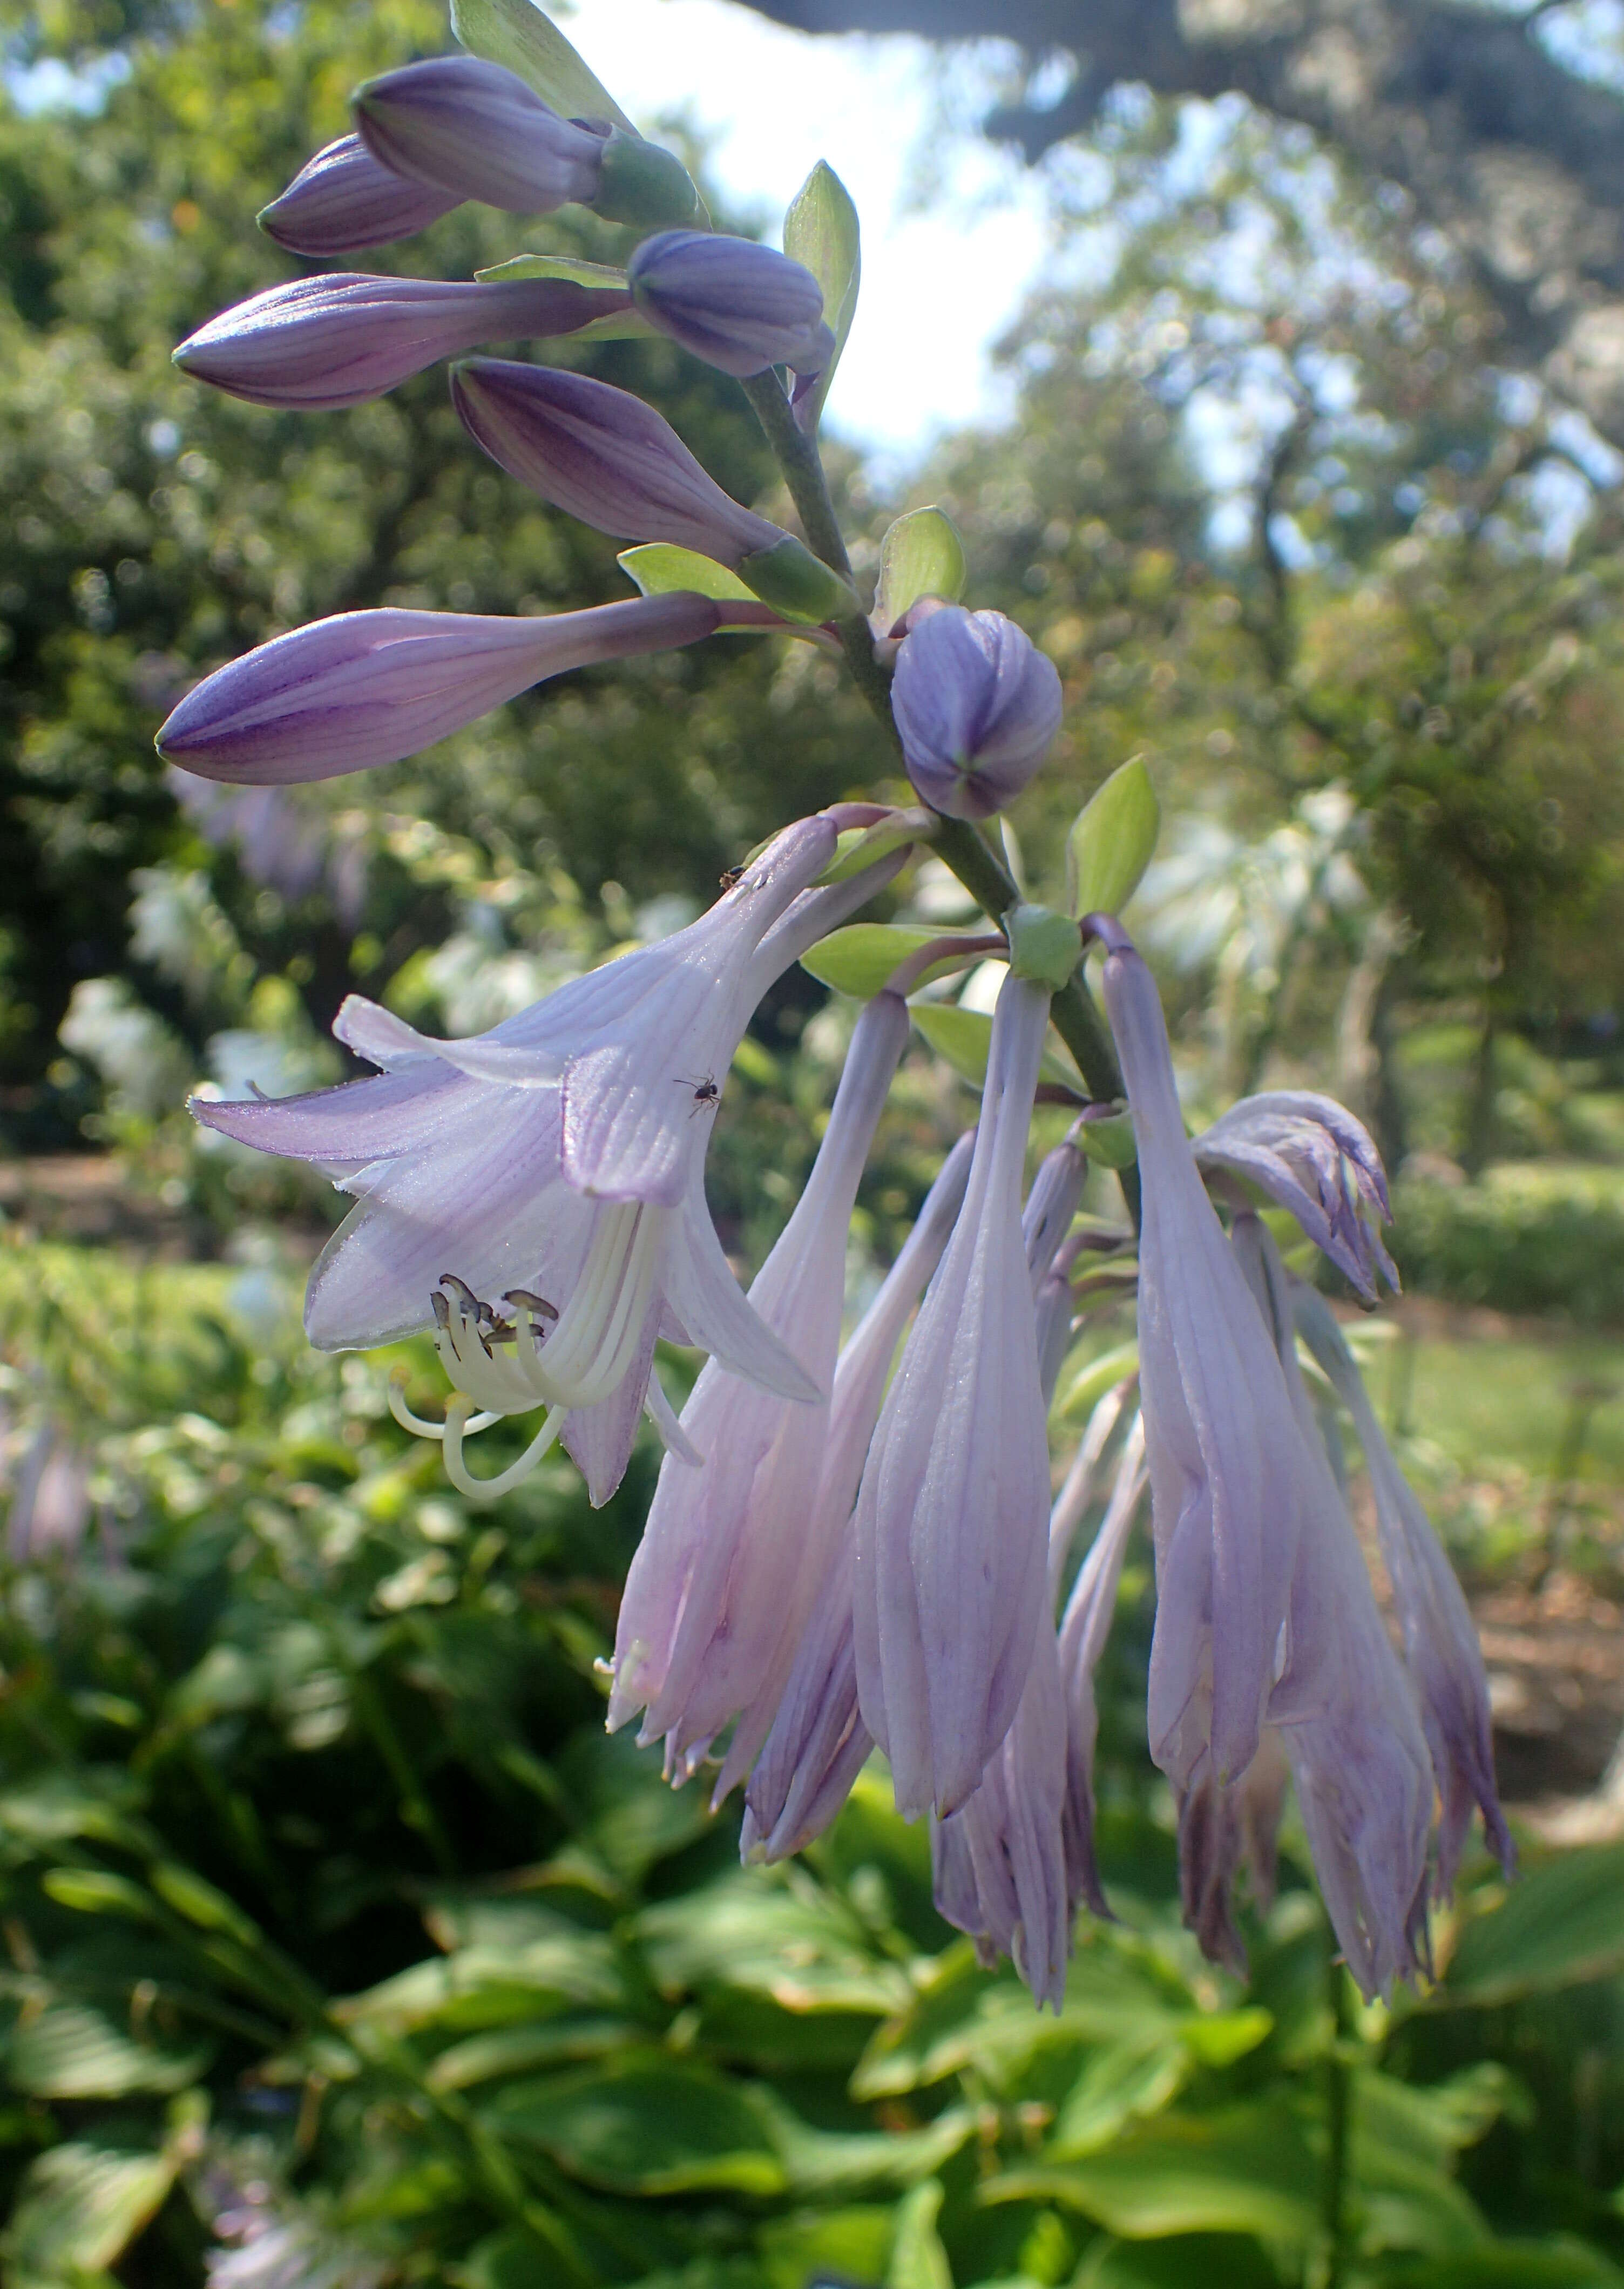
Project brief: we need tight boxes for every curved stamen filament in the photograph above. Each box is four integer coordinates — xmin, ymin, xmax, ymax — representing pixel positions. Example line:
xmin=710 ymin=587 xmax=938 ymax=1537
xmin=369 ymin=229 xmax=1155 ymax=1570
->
xmin=442 ymin=1395 xmax=567 ymax=1502
xmin=388 ymin=1371 xmax=500 ymax=1441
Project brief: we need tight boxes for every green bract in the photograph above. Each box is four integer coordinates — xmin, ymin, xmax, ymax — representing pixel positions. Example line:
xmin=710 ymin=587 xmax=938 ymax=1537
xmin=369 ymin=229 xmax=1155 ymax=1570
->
xmin=1005 ymin=900 xmax=1085 ymax=990
xmin=1067 ymin=756 xmax=1161 ymax=922
xmin=617 ymin=544 xmax=757 ymax=603
xmin=450 ymin=0 xmax=635 ymax=130
xmin=873 ymin=506 xmax=968 ymax=633
xmin=783 ymin=161 xmax=860 ymax=428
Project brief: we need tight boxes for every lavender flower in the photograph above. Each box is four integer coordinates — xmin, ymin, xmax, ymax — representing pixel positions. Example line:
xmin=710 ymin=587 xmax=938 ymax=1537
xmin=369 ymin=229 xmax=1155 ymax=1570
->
xmin=608 ymin=991 xmax=909 ymax=1773
xmin=1295 ymin=1286 xmax=1513 ymax=1892
xmin=1176 ymin=1727 xmax=1290 ymax=1978
xmin=173 ymin=273 xmax=632 ymax=412
xmin=741 ymin=1135 xmax=976 ymax=1860
xmin=354 ymin=56 xmax=607 ymax=215
xmin=1055 ymin=1401 xmax=1146 ymax=1923
xmin=627 ymin=231 xmax=833 ymax=380
xmin=1100 ymin=939 xmax=1306 ymax=1800
xmin=891 ymin=606 xmax=1063 ymax=821
xmin=158 ymin=598 xmax=723 ymax=785
xmin=1194 ymin=1090 xmax=1398 ymax=1304
xmin=852 ymin=971 xmax=1054 ymax=1820
xmin=192 ymin=818 xmax=901 ymax=1502
xmin=258 ymin=133 xmax=461 ymax=257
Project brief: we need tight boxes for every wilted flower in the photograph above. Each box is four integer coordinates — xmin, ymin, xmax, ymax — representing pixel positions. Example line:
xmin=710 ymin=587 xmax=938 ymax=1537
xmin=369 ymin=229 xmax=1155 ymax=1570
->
xmin=853 ymin=970 xmax=1055 ymax=1820
xmin=627 ymin=231 xmax=833 ymax=379
xmin=1295 ymin=1286 xmax=1513 ymax=1893
xmin=174 ymin=272 xmax=632 ymax=412
xmin=1194 ymin=1090 xmax=1397 ymax=1304
xmin=192 ymin=817 xmax=901 ymax=1502
xmin=158 ymin=597 xmax=726 ymax=785
xmin=608 ymin=990 xmax=909 ymax=1772
xmin=891 ymin=605 xmax=1063 ymax=821
xmin=259 ymin=133 xmax=462 ymax=257
xmin=741 ymin=1133 xmax=976 ymax=1861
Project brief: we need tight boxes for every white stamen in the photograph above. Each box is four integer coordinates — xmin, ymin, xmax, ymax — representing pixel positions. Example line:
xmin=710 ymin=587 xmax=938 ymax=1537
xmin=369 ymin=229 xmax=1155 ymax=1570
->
xmin=442 ymin=1395 xmax=567 ymax=1503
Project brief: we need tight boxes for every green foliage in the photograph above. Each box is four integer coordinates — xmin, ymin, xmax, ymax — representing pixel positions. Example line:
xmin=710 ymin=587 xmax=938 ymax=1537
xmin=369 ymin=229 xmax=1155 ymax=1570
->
xmin=1395 ymin=1165 xmax=1624 ymax=1326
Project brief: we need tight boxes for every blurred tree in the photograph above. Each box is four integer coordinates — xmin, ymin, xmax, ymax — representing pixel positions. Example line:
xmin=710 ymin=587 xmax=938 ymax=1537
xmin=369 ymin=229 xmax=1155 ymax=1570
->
xmin=733 ymin=0 xmax=1624 ymax=451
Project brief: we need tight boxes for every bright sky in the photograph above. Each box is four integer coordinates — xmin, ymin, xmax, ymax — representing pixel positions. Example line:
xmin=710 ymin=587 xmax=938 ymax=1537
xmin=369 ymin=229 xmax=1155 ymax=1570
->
xmin=563 ymin=0 xmax=1054 ymax=469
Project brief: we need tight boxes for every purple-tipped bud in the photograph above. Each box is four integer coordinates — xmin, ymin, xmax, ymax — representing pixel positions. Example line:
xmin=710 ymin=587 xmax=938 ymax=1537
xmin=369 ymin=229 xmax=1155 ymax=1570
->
xmin=354 ymin=55 xmax=605 ymax=215
xmin=891 ymin=606 xmax=1063 ymax=821
xmin=259 ymin=134 xmax=462 ymax=257
xmin=627 ymin=231 xmax=833 ymax=380
xmin=451 ymin=359 xmax=785 ymax=564
xmin=174 ymin=274 xmax=634 ymax=412
xmin=1193 ymin=1091 xmax=1397 ymax=1304
xmin=157 ymin=595 xmax=722 ymax=784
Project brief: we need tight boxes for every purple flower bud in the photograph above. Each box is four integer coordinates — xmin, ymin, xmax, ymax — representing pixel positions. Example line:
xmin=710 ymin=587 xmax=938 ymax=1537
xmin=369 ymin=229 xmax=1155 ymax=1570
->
xmin=891 ymin=606 xmax=1063 ymax=820
xmin=627 ymin=230 xmax=833 ymax=380
xmin=174 ymin=273 xmax=634 ymax=412
xmin=354 ymin=55 xmax=606 ymax=215
xmin=451 ymin=359 xmax=785 ymax=564
xmin=259 ymin=134 xmax=462 ymax=257
xmin=157 ymin=596 xmax=722 ymax=784
xmin=1194 ymin=1090 xmax=1397 ymax=1304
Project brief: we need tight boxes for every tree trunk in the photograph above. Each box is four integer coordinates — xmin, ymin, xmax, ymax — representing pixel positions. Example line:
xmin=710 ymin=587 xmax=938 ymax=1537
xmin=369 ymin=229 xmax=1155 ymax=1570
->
xmin=733 ymin=0 xmax=1624 ymax=449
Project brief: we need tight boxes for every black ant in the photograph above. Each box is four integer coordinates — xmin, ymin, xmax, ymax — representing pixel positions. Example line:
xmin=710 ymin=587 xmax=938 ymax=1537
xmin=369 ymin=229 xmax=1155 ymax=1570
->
xmin=677 ymin=1072 xmax=721 ymax=1118
xmin=719 ymin=865 xmax=745 ymax=890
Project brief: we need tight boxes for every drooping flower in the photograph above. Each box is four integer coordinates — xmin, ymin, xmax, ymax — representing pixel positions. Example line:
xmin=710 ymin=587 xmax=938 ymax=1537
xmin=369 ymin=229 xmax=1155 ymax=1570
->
xmin=158 ymin=597 xmax=726 ymax=785
xmin=852 ymin=970 xmax=1055 ymax=1820
xmin=1055 ymin=1399 xmax=1146 ymax=1923
xmin=450 ymin=362 xmax=857 ymax=621
xmin=1099 ymin=936 xmax=1306 ymax=1801
xmin=258 ymin=133 xmax=462 ymax=258
xmin=607 ymin=990 xmax=910 ymax=1773
xmin=741 ymin=1133 xmax=976 ymax=1862
xmin=891 ymin=605 xmax=1063 ymax=822
xmin=1230 ymin=1213 xmax=1435 ymax=1997
xmin=173 ymin=273 xmax=633 ymax=412
xmin=1175 ymin=1726 xmax=1291 ymax=1978
xmin=627 ymin=231 xmax=833 ymax=380
xmin=192 ymin=817 xmax=901 ymax=1504
xmin=1294 ymin=1285 xmax=1513 ymax=1893
xmin=1193 ymin=1091 xmax=1397 ymax=1303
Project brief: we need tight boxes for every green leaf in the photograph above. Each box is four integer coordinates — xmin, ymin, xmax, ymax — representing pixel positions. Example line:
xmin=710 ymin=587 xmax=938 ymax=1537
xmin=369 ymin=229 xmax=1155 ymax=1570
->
xmin=767 ymin=2102 xmax=975 ymax=2197
xmin=150 ymin=1859 xmax=263 ymax=1945
xmin=476 ymin=254 xmax=654 ymax=341
xmin=449 ymin=0 xmax=635 ymax=131
xmin=3 ymin=2141 xmax=178 ymax=2280
xmin=800 ymin=924 xmax=957 ymax=999
xmin=1444 ymin=1843 xmax=1624 ymax=2002
xmin=815 ymin=810 xmax=937 ymax=886
xmin=1048 ymin=2036 xmax=1190 ymax=2158
xmin=1077 ymin=2236 xmax=1284 ymax=2288
xmin=1381 ymin=2245 xmax=1624 ymax=2287
xmin=984 ymin=2103 xmax=1321 ymax=2246
xmin=7 ymin=2004 xmax=211 ymax=2099
xmin=427 ymin=2016 xmax=638 ymax=2091
xmin=1066 ymin=757 xmax=1160 ymax=922
xmin=1056 ymin=1340 xmax=1140 ymax=1420
xmin=485 ymin=2057 xmax=786 ymax=2195
xmin=40 ymin=1866 xmax=160 ymax=1922
xmin=637 ymin=1870 xmax=908 ymax=2016
xmin=335 ymin=1934 xmax=623 ymax=2035
xmin=888 ymin=2180 xmax=953 ymax=2289
xmin=783 ymin=161 xmax=860 ymax=428
xmin=1006 ymin=900 xmax=1084 ymax=990
xmin=909 ymin=1001 xmax=1078 ymax=1093
xmin=1075 ymin=1112 xmax=1138 ymax=1168
xmin=760 ymin=2209 xmax=894 ymax=2289
xmin=618 ymin=544 xmax=757 ymax=604
xmin=874 ymin=507 xmax=968 ymax=632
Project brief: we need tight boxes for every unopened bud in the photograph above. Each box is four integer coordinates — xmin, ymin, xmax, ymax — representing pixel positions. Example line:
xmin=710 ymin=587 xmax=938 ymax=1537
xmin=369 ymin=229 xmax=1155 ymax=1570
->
xmin=628 ymin=231 xmax=831 ymax=378
xmin=258 ymin=134 xmax=461 ymax=256
xmin=355 ymin=55 xmax=605 ymax=215
xmin=891 ymin=605 xmax=1062 ymax=820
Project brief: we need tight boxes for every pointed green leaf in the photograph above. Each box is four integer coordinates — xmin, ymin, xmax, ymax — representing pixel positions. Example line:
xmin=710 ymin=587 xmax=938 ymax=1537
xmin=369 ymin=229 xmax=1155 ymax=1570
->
xmin=800 ymin=925 xmax=962 ymax=1000
xmin=874 ymin=507 xmax=967 ymax=633
xmin=1076 ymin=1110 xmax=1137 ymax=1168
xmin=783 ymin=161 xmax=860 ymax=427
xmin=475 ymin=253 xmax=654 ymax=341
xmin=1066 ymin=757 xmax=1161 ymax=922
xmin=4 ymin=2142 xmax=178 ymax=2279
xmin=1056 ymin=1340 xmax=1140 ymax=1421
xmin=910 ymin=1001 xmax=1078 ymax=1093
xmin=485 ymin=2056 xmax=786 ymax=2194
xmin=618 ymin=544 xmax=756 ymax=604
xmin=8 ymin=2006 xmax=211 ymax=2099
xmin=1444 ymin=1840 xmax=1624 ymax=2002
xmin=888 ymin=2180 xmax=953 ymax=2289
xmin=450 ymin=0 xmax=635 ymax=131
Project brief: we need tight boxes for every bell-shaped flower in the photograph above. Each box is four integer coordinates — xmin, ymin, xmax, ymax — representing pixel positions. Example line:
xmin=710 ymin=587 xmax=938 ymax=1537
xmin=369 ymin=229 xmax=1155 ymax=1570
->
xmin=450 ymin=361 xmax=856 ymax=621
xmin=1100 ymin=937 xmax=1306 ymax=1800
xmin=607 ymin=991 xmax=909 ymax=1773
xmin=853 ymin=971 xmax=1054 ymax=1821
xmin=173 ymin=272 xmax=633 ymax=413
xmin=891 ymin=605 xmax=1063 ymax=822
xmin=1294 ymin=1286 xmax=1513 ymax=1893
xmin=1176 ymin=1727 xmax=1290 ymax=1979
xmin=1194 ymin=1091 xmax=1397 ymax=1304
xmin=1231 ymin=1214 xmax=1435 ymax=1998
xmin=627 ymin=231 xmax=833 ymax=380
xmin=741 ymin=1134 xmax=976 ymax=1861
xmin=191 ymin=818 xmax=901 ymax=1504
xmin=158 ymin=597 xmax=724 ymax=786
xmin=259 ymin=133 xmax=462 ymax=258
xmin=354 ymin=56 xmax=607 ymax=216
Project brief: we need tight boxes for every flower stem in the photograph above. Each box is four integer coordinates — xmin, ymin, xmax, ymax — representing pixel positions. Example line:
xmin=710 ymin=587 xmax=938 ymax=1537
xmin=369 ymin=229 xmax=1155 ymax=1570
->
xmin=740 ymin=368 xmax=1137 ymax=1220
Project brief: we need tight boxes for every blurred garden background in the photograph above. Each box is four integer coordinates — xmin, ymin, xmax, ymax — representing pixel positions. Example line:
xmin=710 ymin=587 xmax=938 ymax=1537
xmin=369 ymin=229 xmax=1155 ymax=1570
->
xmin=4 ymin=0 xmax=1624 ymax=2281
